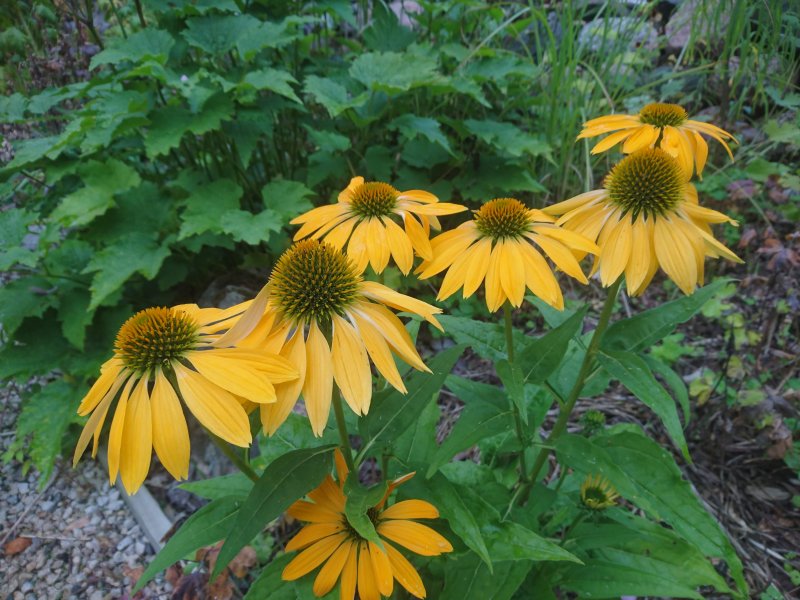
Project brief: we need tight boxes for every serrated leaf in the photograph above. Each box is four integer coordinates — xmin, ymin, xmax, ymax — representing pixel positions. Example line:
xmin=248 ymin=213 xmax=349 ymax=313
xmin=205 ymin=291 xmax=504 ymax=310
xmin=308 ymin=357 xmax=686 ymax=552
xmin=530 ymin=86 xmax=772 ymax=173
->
xmin=213 ymin=446 xmax=336 ymax=579
xmin=0 ymin=319 xmax=73 ymax=380
xmin=350 ymin=51 xmax=440 ymax=93
xmin=59 ymin=289 xmax=93 ymax=349
xmin=304 ymin=76 xmax=368 ymax=117
xmin=183 ymin=14 xmax=262 ymax=55
xmin=390 ymin=114 xmax=453 ymax=154
xmin=261 ymin=179 xmax=315 ymax=219
xmin=240 ymin=68 xmax=301 ymax=103
xmin=220 ymin=209 xmax=282 ymax=245
xmin=1 ymin=135 xmax=60 ymax=173
xmin=343 ymin=479 xmax=388 ymax=548
xmin=602 ymin=278 xmax=729 ymax=352
xmin=600 ymin=349 xmax=689 ymax=459
xmin=83 ymin=233 xmax=171 ymax=310
xmin=90 ymin=29 xmax=175 ymax=69
xmin=0 ymin=276 xmax=59 ymax=337
xmin=50 ymin=159 xmax=141 ymax=227
xmin=134 ymin=496 xmax=242 ymax=592
xmin=0 ymin=208 xmax=38 ymax=269
xmin=179 ymin=178 xmax=243 ymax=240
xmin=145 ymin=94 xmax=234 ymax=157
xmin=359 ymin=345 xmax=463 ymax=458
xmin=464 ymin=119 xmax=551 ymax=158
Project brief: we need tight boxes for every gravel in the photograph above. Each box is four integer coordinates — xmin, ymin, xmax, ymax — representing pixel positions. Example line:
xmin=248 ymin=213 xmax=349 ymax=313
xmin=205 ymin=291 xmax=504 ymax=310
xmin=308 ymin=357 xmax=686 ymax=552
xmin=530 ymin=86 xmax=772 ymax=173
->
xmin=1 ymin=384 xmax=172 ymax=599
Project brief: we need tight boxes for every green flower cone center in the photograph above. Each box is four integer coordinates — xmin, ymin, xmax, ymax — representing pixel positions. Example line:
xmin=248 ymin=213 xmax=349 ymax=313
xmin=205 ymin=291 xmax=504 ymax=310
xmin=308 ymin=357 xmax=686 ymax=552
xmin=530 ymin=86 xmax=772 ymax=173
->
xmin=475 ymin=198 xmax=531 ymax=240
xmin=350 ymin=182 xmax=399 ymax=218
xmin=605 ymin=149 xmax=685 ymax=219
xmin=116 ymin=307 xmax=199 ymax=372
xmin=270 ymin=240 xmax=361 ymax=325
xmin=638 ymin=102 xmax=688 ymax=128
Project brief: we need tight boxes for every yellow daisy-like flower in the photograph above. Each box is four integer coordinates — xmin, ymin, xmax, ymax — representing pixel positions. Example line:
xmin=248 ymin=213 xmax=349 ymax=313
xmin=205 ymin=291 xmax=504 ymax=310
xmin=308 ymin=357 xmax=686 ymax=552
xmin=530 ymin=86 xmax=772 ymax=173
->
xmin=580 ymin=474 xmax=620 ymax=511
xmin=416 ymin=198 xmax=599 ymax=312
xmin=72 ymin=305 xmax=298 ymax=494
xmin=282 ymin=450 xmax=452 ymax=599
xmin=217 ymin=239 xmax=442 ymax=436
xmin=545 ymin=148 xmax=743 ymax=296
xmin=290 ymin=176 xmax=467 ymax=274
xmin=578 ymin=102 xmax=736 ymax=177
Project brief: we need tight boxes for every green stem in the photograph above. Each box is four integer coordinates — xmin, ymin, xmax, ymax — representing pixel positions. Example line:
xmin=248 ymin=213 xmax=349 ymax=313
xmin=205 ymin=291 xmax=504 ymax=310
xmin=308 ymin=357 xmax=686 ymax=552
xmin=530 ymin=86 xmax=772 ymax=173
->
xmin=526 ymin=278 xmax=622 ymax=487
xmin=503 ymin=302 xmax=530 ymax=484
xmin=332 ymin=387 xmax=356 ymax=472
xmin=208 ymin=433 xmax=259 ymax=483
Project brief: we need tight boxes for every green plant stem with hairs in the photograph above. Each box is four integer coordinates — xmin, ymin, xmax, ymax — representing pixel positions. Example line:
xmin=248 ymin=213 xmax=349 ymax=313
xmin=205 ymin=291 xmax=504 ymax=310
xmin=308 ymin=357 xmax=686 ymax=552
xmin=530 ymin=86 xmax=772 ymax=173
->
xmin=504 ymin=302 xmax=531 ymax=485
xmin=208 ymin=432 xmax=259 ymax=483
xmin=332 ymin=387 xmax=356 ymax=472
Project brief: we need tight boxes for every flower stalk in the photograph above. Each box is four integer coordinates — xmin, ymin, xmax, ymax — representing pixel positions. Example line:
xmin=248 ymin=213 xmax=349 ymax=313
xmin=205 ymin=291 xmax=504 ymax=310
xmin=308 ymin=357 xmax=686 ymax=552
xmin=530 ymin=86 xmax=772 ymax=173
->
xmin=332 ymin=387 xmax=356 ymax=472
xmin=503 ymin=302 xmax=530 ymax=484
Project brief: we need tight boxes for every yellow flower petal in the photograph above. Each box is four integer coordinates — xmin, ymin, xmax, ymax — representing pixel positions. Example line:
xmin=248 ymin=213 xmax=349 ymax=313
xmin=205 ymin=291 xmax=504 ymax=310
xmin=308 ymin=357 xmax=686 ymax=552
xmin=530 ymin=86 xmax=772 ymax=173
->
xmin=347 ymin=220 xmax=371 ymax=274
xmin=151 ymin=369 xmax=190 ymax=481
xmin=624 ymin=216 xmax=651 ymax=293
xmin=212 ymin=283 xmax=271 ymax=347
xmin=352 ymin=302 xmax=428 ymax=373
xmin=621 ymin=124 xmax=659 ymax=153
xmin=77 ymin=358 xmax=123 ymax=416
xmin=385 ymin=541 xmax=427 ymax=599
xmin=598 ymin=216 xmax=632 ymax=287
xmin=324 ymin=216 xmax=358 ymax=251
xmin=366 ymin=217 xmax=391 ymax=273
xmin=383 ymin=218 xmax=415 ymax=275
xmin=332 ymin=314 xmax=372 ymax=415
xmin=303 ymin=321 xmax=334 ymax=436
xmin=357 ymin=542 xmax=381 ymax=600
xmin=403 ymin=213 xmax=434 ymax=261
xmin=498 ymin=241 xmax=526 ymax=308
xmin=282 ymin=532 xmax=348 ymax=581
xmin=350 ymin=311 xmax=406 ymax=393
xmin=654 ymin=216 xmax=697 ymax=294
xmin=484 ymin=243 xmax=506 ymax=312
xmin=119 ymin=376 xmax=153 ymax=495
xmin=519 ymin=243 xmax=563 ymax=310
xmin=187 ymin=351 xmax=278 ymax=403
xmin=377 ymin=520 xmax=453 ymax=556
xmin=286 ymin=521 xmax=346 ymax=552
xmin=262 ymin=330 xmax=306 ymax=435
xmin=73 ymin=372 xmax=128 ymax=467
xmin=461 ymin=237 xmax=492 ymax=298
xmin=313 ymin=539 xmax=353 ymax=597
xmin=360 ymin=281 xmax=442 ymax=329
xmin=590 ymin=128 xmax=637 ymax=154
xmin=380 ymin=499 xmax=439 ymax=520
xmin=529 ymin=233 xmax=588 ymax=284
xmin=369 ymin=542 xmax=394 ymax=597
xmin=287 ymin=499 xmax=343 ymax=523
xmin=108 ymin=376 xmax=137 ymax=484
xmin=340 ymin=541 xmax=359 ymax=600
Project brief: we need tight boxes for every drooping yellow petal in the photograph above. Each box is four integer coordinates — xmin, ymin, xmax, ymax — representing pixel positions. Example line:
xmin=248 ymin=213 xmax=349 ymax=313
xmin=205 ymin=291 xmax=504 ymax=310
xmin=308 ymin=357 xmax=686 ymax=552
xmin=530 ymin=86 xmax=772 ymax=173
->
xmin=622 ymin=124 xmax=659 ymax=153
xmin=396 ymin=189 xmax=438 ymax=203
xmin=377 ymin=520 xmax=453 ymax=556
xmin=353 ymin=302 xmax=428 ymax=373
xmin=262 ymin=330 xmax=306 ymax=435
xmin=654 ymin=216 xmax=697 ymax=294
xmin=303 ymin=321 xmax=334 ymax=436
xmin=402 ymin=213 xmax=434 ymax=261
xmin=366 ymin=217 xmax=391 ymax=273
xmin=498 ymin=241 xmax=526 ymax=308
xmin=107 ymin=375 xmax=137 ymax=484
xmin=461 ymin=237 xmax=493 ymax=298
xmin=369 ymin=542 xmax=394 ymax=597
xmin=383 ymin=217 xmax=415 ymax=274
xmin=212 ymin=283 xmax=271 ymax=347
xmin=187 ymin=351 xmax=278 ymax=403
xmin=401 ymin=201 xmax=466 ymax=216
xmin=529 ymin=233 xmax=588 ymax=283
xmin=380 ymin=499 xmax=439 ymax=520
xmin=360 ymin=281 xmax=442 ymax=329
xmin=313 ymin=539 xmax=353 ymax=597
xmin=483 ymin=243 xmax=506 ymax=312
xmin=292 ymin=204 xmax=348 ymax=235
xmin=151 ymin=369 xmax=190 ymax=481
xmin=286 ymin=522 xmax=346 ymax=552
xmin=174 ymin=362 xmax=252 ymax=447
xmin=349 ymin=311 xmax=406 ymax=393
xmin=531 ymin=223 xmax=600 ymax=256
xmin=324 ymin=216 xmax=358 ymax=251
xmin=357 ymin=542 xmax=381 ymax=600
xmin=119 ymin=376 xmax=153 ymax=494
xmin=384 ymin=541 xmax=427 ymax=599
xmin=339 ymin=176 xmax=365 ymax=202
xmin=340 ymin=541 xmax=359 ymax=600
xmin=332 ymin=314 xmax=372 ymax=415
xmin=436 ymin=242 xmax=476 ymax=301
xmin=416 ymin=225 xmax=477 ymax=278
xmin=282 ymin=532 xmax=348 ymax=580
xmin=519 ymin=243 xmax=563 ymax=309
xmin=73 ymin=372 xmax=128 ymax=466
xmin=598 ymin=215 xmax=632 ymax=287
xmin=77 ymin=358 xmax=123 ymax=415
xmin=590 ymin=128 xmax=638 ymax=154
xmin=624 ymin=216 xmax=651 ymax=293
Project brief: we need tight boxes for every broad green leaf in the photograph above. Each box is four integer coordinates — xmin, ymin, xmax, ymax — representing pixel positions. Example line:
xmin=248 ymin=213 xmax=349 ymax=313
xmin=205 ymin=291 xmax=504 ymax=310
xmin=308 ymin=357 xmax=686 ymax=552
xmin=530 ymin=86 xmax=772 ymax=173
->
xmin=59 ymin=289 xmax=93 ymax=349
xmin=1 ymin=135 xmax=60 ymax=173
xmin=240 ymin=69 xmax=301 ymax=103
xmin=0 ymin=318 xmax=72 ymax=380
xmin=0 ymin=92 xmax=27 ymax=122
xmin=213 ymin=446 xmax=336 ymax=579
xmin=488 ymin=521 xmax=582 ymax=564
xmin=261 ymin=179 xmax=315 ymax=219
xmin=303 ymin=76 xmax=368 ymax=117
xmin=555 ymin=433 xmax=746 ymax=595
xmin=350 ymin=51 xmax=440 ymax=93
xmin=0 ymin=208 xmax=38 ymax=269
xmin=602 ymin=278 xmax=730 ymax=352
xmin=359 ymin=345 xmax=463 ymax=458
xmin=600 ymin=349 xmax=689 ymax=460
xmin=145 ymin=95 xmax=234 ymax=157
xmin=391 ymin=393 xmax=439 ymax=469
xmin=220 ymin=209 xmax=282 ymax=245
xmin=405 ymin=472 xmax=492 ymax=569
xmin=4 ymin=380 xmax=80 ymax=483
xmin=134 ymin=496 xmax=242 ymax=592
xmin=390 ymin=114 xmax=453 ymax=153
xmin=401 ymin=138 xmax=452 ymax=168
xmin=452 ymin=156 xmax=546 ymax=200
xmin=429 ymin=378 xmax=512 ymax=476
xmin=88 ymin=182 xmax=174 ymax=245
xmin=645 ymin=355 xmax=690 ymax=424
xmin=182 ymin=14 xmax=262 ymax=55
xmin=244 ymin=552 xmax=337 ymax=599
xmin=343 ymin=479 xmax=388 ymax=548
xmin=437 ymin=315 xmax=525 ymax=362
xmin=83 ymin=233 xmax=171 ymax=310
xmin=517 ymin=306 xmax=587 ymax=384
xmin=259 ymin=413 xmax=340 ymax=467
xmin=180 ymin=474 xmax=253 ymax=501
xmin=464 ymin=119 xmax=551 ymax=158
xmin=50 ymin=159 xmax=141 ymax=227
xmin=0 ymin=276 xmax=59 ymax=337
xmin=90 ymin=29 xmax=175 ymax=69
xmin=178 ymin=178 xmax=243 ymax=240
xmin=495 ymin=359 xmax=526 ymax=424
xmin=440 ymin=553 xmax=529 ymax=600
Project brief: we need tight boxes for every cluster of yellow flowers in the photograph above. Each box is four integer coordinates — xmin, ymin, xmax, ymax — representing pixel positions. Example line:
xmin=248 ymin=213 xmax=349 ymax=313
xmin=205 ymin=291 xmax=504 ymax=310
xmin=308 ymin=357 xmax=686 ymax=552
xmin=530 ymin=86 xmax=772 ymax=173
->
xmin=73 ymin=103 xmax=740 ymax=600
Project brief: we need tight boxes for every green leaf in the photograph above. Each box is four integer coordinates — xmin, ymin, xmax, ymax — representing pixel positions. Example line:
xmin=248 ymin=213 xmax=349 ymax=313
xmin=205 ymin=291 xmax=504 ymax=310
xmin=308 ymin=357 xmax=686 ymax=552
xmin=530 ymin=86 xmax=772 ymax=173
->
xmin=1 ymin=135 xmax=60 ymax=173
xmin=391 ymin=394 xmax=439 ymax=468
xmin=244 ymin=552 xmax=337 ymax=599
xmin=0 ymin=276 xmax=59 ymax=337
xmin=0 ymin=208 xmax=38 ymax=269
xmin=440 ymin=553 xmax=529 ymax=600
xmin=145 ymin=95 xmax=234 ymax=157
xmin=600 ymin=349 xmax=689 ymax=460
xmin=178 ymin=178 xmax=243 ymax=240
xmin=220 ymin=209 xmax=282 ymax=245
xmin=179 ymin=474 xmax=253 ymax=501
xmin=428 ymin=380 xmax=512 ymax=476
xmin=50 ymin=159 xmax=141 ymax=227
xmin=464 ymin=119 xmax=551 ymax=158
xmin=406 ymin=472 xmax=492 ymax=569
xmin=213 ymin=446 xmax=336 ymax=579
xmin=495 ymin=359 xmax=526 ymax=424
xmin=517 ymin=306 xmax=587 ymax=384
xmin=359 ymin=345 xmax=463 ymax=458
xmin=90 ymin=29 xmax=175 ymax=69
xmin=0 ymin=318 xmax=73 ymax=380
xmin=350 ymin=51 xmax=440 ymax=93
xmin=437 ymin=315 xmax=525 ymax=362
xmin=182 ymin=14 xmax=262 ymax=55
xmin=645 ymin=355 xmax=690 ymax=424
xmin=240 ymin=68 xmax=301 ymax=103
xmin=259 ymin=413 xmax=340 ymax=467
xmin=343 ymin=479 xmax=388 ymax=548
xmin=390 ymin=114 xmax=453 ymax=153
xmin=4 ymin=380 xmax=80 ymax=483
xmin=83 ymin=233 xmax=171 ymax=310
xmin=303 ymin=76 xmax=368 ymax=117
xmin=261 ymin=179 xmax=315 ymax=219
xmin=602 ymin=278 xmax=729 ymax=352
xmin=555 ymin=433 xmax=746 ymax=595
xmin=134 ymin=496 xmax=242 ymax=592
xmin=489 ymin=521 xmax=581 ymax=563
xmin=452 ymin=156 xmax=546 ymax=200
xmin=59 ymin=289 xmax=93 ymax=349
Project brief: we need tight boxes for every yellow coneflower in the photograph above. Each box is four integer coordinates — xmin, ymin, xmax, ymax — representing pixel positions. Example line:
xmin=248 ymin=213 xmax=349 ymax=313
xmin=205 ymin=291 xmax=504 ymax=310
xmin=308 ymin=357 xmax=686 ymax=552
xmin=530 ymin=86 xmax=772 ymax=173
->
xmin=545 ymin=149 xmax=742 ymax=296
xmin=291 ymin=176 xmax=467 ymax=274
xmin=416 ymin=198 xmax=599 ymax=312
xmin=216 ymin=240 xmax=442 ymax=436
xmin=72 ymin=305 xmax=298 ymax=494
xmin=283 ymin=450 xmax=452 ymax=599
xmin=577 ymin=102 xmax=736 ymax=177
xmin=580 ymin=474 xmax=620 ymax=511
